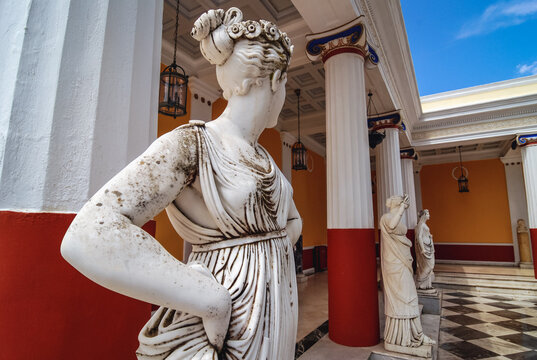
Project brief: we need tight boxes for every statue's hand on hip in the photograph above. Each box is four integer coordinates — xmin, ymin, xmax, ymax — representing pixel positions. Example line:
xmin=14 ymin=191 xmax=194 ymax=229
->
xmin=189 ymin=262 xmax=232 ymax=352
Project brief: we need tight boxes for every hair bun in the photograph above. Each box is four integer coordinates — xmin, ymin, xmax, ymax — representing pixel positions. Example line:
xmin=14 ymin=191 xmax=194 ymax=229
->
xmin=191 ymin=8 xmax=243 ymax=65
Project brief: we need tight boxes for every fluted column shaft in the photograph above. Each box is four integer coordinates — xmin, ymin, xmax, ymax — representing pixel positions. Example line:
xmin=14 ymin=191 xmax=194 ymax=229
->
xmin=375 ymin=128 xmax=403 ymax=220
xmin=306 ymin=17 xmax=379 ymax=347
xmin=519 ymin=135 xmax=537 ymax=277
xmin=401 ymin=158 xmax=418 ymax=229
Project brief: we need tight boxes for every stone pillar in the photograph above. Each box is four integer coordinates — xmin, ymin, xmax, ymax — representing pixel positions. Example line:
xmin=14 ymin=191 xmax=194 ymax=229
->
xmin=306 ymin=17 xmax=379 ymax=347
xmin=401 ymin=149 xmax=418 ymax=244
xmin=0 ymin=1 xmax=163 ymax=358
xmin=501 ymin=151 xmax=530 ymax=265
xmin=182 ymin=77 xmax=219 ymax=261
xmin=370 ymin=115 xmax=404 ymax=223
xmin=414 ymin=164 xmax=423 ymax=213
xmin=517 ymin=133 xmax=537 ymax=277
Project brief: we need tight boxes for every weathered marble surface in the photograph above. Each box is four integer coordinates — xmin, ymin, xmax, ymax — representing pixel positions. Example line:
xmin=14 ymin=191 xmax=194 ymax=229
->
xmin=62 ymin=7 xmax=301 ymax=359
xmin=415 ymin=210 xmax=436 ymax=292
xmin=380 ymin=195 xmax=435 ymax=358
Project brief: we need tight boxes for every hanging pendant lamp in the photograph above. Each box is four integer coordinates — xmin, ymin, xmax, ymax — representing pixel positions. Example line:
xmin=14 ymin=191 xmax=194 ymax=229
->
xmin=292 ymin=89 xmax=307 ymax=171
xmin=367 ymin=91 xmax=386 ymax=149
xmin=457 ymin=146 xmax=469 ymax=192
xmin=159 ymin=0 xmax=188 ymax=118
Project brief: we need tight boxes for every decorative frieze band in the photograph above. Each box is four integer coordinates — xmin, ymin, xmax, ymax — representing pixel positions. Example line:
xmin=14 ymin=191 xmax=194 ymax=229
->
xmin=305 ymin=17 xmax=377 ymax=66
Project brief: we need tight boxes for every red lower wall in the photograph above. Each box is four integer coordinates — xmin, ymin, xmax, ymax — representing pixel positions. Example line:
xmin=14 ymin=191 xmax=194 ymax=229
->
xmin=0 ymin=211 xmax=153 ymax=360
xmin=434 ymin=244 xmax=515 ymax=262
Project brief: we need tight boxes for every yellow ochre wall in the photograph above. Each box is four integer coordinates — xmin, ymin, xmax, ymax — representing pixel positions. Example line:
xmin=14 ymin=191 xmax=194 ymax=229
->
xmin=420 ymin=158 xmax=512 ymax=244
xmin=292 ymin=151 xmax=327 ymax=247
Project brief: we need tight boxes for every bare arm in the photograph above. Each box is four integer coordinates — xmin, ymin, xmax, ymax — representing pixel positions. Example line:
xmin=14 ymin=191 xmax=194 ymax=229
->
xmin=61 ymin=126 xmax=230 ymax=350
xmin=286 ymin=200 xmax=302 ymax=245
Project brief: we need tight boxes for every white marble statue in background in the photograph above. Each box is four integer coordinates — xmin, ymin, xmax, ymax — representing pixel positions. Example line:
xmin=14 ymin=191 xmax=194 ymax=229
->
xmin=61 ymin=7 xmax=301 ymax=359
xmin=415 ymin=209 xmax=437 ymax=293
xmin=380 ymin=195 xmax=434 ymax=358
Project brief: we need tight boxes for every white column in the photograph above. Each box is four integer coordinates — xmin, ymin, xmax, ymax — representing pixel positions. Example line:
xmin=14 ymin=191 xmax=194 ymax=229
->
xmin=0 ymin=0 xmax=163 ymax=212
xmin=280 ymin=132 xmax=295 ymax=183
xmin=325 ymin=54 xmax=374 ymax=229
xmin=414 ymin=164 xmax=423 ymax=212
xmin=306 ymin=17 xmax=379 ymax=347
xmin=401 ymin=156 xmax=418 ymax=229
xmin=375 ymin=128 xmax=403 ymax=221
xmin=501 ymin=152 xmax=529 ymax=264
xmin=518 ymin=133 xmax=537 ymax=278
xmin=521 ymin=146 xmax=537 ymax=230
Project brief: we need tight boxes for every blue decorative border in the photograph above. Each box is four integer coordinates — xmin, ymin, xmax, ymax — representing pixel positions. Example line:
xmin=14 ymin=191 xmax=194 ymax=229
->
xmin=400 ymin=148 xmax=415 ymax=157
xmin=517 ymin=133 xmax=537 ymax=145
xmin=367 ymin=112 xmax=401 ymax=129
xmin=306 ymin=25 xmax=363 ymax=56
xmin=367 ymin=43 xmax=379 ymax=64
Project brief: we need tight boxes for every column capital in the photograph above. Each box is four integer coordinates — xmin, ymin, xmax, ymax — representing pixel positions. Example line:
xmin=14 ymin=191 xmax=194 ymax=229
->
xmin=280 ymin=131 xmax=296 ymax=148
xmin=367 ymin=110 xmax=402 ymax=132
xmin=400 ymin=148 xmax=418 ymax=160
xmin=516 ymin=133 xmax=537 ymax=147
xmin=305 ymin=17 xmax=378 ymax=65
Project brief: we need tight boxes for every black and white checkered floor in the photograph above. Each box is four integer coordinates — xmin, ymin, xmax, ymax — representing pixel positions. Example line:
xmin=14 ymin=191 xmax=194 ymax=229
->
xmin=439 ymin=290 xmax=537 ymax=359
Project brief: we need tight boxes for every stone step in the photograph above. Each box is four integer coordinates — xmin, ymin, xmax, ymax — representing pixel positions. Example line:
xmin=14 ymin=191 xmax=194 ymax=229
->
xmin=434 ymin=271 xmax=537 ymax=298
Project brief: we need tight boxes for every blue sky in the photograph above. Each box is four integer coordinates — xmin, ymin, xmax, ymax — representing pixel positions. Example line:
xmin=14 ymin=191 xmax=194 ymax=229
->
xmin=400 ymin=0 xmax=537 ymax=96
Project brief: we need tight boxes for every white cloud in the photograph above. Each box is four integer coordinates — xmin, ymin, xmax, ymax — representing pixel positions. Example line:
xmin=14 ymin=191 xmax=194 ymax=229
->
xmin=517 ymin=61 xmax=537 ymax=75
xmin=457 ymin=0 xmax=537 ymax=39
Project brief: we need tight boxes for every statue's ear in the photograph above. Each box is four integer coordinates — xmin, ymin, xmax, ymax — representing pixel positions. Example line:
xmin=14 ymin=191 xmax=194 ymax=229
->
xmin=271 ymin=70 xmax=286 ymax=92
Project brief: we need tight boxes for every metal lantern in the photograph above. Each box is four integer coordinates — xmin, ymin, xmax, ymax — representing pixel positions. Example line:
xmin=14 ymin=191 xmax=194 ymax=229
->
xmin=159 ymin=0 xmax=188 ymax=118
xmin=292 ymin=89 xmax=308 ymax=171
xmin=457 ymin=146 xmax=469 ymax=192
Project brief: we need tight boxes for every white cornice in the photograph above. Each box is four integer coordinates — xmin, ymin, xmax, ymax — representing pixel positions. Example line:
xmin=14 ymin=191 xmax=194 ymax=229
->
xmin=421 ymin=74 xmax=537 ymax=103
xmin=301 ymin=135 xmax=326 ymax=157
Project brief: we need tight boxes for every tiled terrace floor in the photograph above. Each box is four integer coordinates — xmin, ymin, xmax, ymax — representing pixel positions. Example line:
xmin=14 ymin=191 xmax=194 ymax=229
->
xmin=296 ymin=267 xmax=537 ymax=359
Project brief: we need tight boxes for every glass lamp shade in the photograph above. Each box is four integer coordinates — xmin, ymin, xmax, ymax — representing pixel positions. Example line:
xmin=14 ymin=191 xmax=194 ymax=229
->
xmin=292 ymin=141 xmax=307 ymax=170
xmin=457 ymin=175 xmax=469 ymax=192
xmin=159 ymin=63 xmax=188 ymax=118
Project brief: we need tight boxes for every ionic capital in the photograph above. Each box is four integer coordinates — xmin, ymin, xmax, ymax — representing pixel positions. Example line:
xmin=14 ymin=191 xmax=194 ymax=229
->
xmin=516 ymin=133 xmax=537 ymax=147
xmin=400 ymin=148 xmax=418 ymax=160
xmin=305 ymin=17 xmax=378 ymax=65
xmin=367 ymin=110 xmax=402 ymax=132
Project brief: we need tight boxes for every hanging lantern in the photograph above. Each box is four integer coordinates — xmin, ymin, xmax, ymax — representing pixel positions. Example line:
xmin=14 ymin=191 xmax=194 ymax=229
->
xmin=159 ymin=0 xmax=188 ymax=118
xmin=292 ymin=89 xmax=307 ymax=170
xmin=457 ymin=146 xmax=469 ymax=192
xmin=366 ymin=91 xmax=385 ymax=149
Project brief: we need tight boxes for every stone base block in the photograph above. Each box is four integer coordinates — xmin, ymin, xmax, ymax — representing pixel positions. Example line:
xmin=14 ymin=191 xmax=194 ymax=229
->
xmin=383 ymin=342 xmax=432 ymax=359
xmin=418 ymin=289 xmax=442 ymax=315
xmin=520 ymin=262 xmax=534 ymax=269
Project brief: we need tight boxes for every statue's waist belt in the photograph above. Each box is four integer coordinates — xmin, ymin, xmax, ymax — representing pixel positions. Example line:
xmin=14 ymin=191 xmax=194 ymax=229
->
xmin=191 ymin=229 xmax=287 ymax=252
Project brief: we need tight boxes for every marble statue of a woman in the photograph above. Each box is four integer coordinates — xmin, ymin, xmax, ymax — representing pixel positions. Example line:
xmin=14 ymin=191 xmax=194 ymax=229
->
xmin=61 ymin=7 xmax=301 ymax=360
xmin=380 ymin=195 xmax=434 ymax=358
xmin=415 ymin=210 xmax=436 ymax=293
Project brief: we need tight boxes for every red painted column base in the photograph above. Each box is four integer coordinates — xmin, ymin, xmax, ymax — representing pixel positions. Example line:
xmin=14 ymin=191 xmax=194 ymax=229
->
xmin=531 ymin=229 xmax=537 ymax=279
xmin=0 ymin=211 xmax=154 ymax=360
xmin=328 ymin=228 xmax=379 ymax=346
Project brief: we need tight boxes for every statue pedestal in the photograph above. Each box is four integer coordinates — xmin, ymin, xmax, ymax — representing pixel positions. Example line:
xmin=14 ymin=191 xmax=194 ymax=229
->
xmin=384 ymin=342 xmax=433 ymax=359
xmin=418 ymin=289 xmax=442 ymax=315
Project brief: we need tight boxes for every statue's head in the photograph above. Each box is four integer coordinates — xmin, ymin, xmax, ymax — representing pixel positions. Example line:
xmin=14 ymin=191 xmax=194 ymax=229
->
xmin=418 ymin=209 xmax=430 ymax=220
xmin=386 ymin=195 xmax=404 ymax=210
xmin=191 ymin=8 xmax=293 ymax=100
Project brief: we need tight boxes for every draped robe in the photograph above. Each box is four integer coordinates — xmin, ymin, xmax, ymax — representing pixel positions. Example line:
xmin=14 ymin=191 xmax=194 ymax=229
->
xmin=136 ymin=122 xmax=298 ymax=360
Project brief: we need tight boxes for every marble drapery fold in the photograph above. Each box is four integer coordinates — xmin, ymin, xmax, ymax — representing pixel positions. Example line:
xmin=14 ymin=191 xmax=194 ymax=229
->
xmin=137 ymin=122 xmax=298 ymax=360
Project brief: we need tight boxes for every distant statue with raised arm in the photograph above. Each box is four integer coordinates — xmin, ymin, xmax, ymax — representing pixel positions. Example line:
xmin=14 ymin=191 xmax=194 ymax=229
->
xmin=380 ymin=195 xmax=434 ymax=358
xmin=415 ymin=209 xmax=437 ymax=293
xmin=61 ymin=7 xmax=301 ymax=359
